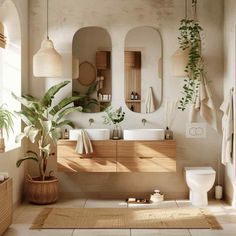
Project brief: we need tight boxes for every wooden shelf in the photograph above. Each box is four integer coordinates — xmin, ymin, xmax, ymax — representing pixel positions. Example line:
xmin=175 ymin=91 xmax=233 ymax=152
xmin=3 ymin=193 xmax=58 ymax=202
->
xmin=126 ymin=100 xmax=141 ymax=103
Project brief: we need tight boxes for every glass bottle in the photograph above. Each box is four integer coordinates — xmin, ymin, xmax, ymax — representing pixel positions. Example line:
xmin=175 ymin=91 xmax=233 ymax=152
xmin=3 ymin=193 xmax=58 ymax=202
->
xmin=165 ymin=127 xmax=173 ymax=140
xmin=130 ymin=91 xmax=134 ymax=100
xmin=112 ymin=124 xmax=122 ymax=140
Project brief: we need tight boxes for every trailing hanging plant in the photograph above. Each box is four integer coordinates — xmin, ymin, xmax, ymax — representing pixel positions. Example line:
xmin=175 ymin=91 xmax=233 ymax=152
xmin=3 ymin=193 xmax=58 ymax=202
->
xmin=177 ymin=0 xmax=204 ymax=111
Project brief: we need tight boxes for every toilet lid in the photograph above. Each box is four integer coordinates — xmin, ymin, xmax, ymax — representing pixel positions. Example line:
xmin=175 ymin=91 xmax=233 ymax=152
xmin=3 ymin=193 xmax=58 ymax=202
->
xmin=185 ymin=167 xmax=216 ymax=175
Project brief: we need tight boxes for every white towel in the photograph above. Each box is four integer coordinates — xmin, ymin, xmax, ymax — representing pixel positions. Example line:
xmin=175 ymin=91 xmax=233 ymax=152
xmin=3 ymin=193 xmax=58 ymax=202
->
xmin=145 ymin=87 xmax=155 ymax=113
xmin=220 ymin=88 xmax=234 ymax=165
xmin=164 ymin=99 xmax=178 ymax=128
xmin=189 ymin=73 xmax=218 ymax=131
xmin=75 ymin=130 xmax=93 ymax=155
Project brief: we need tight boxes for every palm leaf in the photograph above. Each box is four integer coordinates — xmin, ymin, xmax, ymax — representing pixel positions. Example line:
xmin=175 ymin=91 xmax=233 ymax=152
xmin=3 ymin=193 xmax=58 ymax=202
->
xmin=86 ymin=81 xmax=98 ymax=95
xmin=56 ymin=120 xmax=75 ymax=128
xmin=14 ymin=111 xmax=35 ymax=126
xmin=12 ymin=92 xmax=33 ymax=107
xmin=49 ymin=96 xmax=84 ymax=116
xmin=56 ymin=106 xmax=83 ymax=121
xmin=16 ymin=156 xmax=38 ymax=168
xmin=41 ymin=81 xmax=70 ymax=107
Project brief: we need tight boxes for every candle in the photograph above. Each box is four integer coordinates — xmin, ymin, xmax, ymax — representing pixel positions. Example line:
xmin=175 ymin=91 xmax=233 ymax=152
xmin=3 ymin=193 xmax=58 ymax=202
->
xmin=0 ymin=175 xmax=4 ymax=181
xmin=0 ymin=172 xmax=9 ymax=179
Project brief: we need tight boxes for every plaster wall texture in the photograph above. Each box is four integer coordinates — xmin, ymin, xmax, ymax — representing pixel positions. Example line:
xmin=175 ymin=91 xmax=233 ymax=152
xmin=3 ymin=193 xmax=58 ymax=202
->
xmin=223 ymin=0 xmax=236 ymax=206
xmin=0 ymin=0 xmax=28 ymax=205
xmin=28 ymin=0 xmax=224 ymax=198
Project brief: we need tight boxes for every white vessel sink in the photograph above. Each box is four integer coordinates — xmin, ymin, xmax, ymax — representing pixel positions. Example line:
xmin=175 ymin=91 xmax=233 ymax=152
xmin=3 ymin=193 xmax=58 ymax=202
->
xmin=123 ymin=129 xmax=165 ymax=140
xmin=69 ymin=129 xmax=110 ymax=141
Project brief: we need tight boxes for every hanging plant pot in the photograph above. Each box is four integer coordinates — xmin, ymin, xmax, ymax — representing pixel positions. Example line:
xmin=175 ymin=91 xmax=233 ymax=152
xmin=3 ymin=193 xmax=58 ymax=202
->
xmin=0 ymin=138 xmax=5 ymax=153
xmin=27 ymin=176 xmax=58 ymax=204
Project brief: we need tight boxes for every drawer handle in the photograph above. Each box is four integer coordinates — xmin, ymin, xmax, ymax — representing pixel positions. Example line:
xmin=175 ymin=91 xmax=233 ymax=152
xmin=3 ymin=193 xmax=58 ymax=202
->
xmin=139 ymin=156 xmax=154 ymax=159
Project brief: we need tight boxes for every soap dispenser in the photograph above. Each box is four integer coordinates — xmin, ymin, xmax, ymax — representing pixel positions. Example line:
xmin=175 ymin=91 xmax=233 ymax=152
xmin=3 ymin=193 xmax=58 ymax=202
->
xmin=165 ymin=127 xmax=173 ymax=140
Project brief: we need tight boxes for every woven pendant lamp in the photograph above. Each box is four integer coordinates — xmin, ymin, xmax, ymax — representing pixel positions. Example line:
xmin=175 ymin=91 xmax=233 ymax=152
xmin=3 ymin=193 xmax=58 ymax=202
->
xmin=0 ymin=22 xmax=6 ymax=49
xmin=171 ymin=48 xmax=189 ymax=77
xmin=33 ymin=0 xmax=62 ymax=77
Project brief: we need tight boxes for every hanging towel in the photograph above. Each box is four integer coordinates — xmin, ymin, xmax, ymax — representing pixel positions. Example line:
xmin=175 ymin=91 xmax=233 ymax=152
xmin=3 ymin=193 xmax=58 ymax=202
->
xmin=189 ymin=72 xmax=218 ymax=131
xmin=145 ymin=87 xmax=155 ymax=113
xmin=220 ymin=88 xmax=234 ymax=165
xmin=164 ymin=99 xmax=178 ymax=128
xmin=75 ymin=130 xmax=93 ymax=155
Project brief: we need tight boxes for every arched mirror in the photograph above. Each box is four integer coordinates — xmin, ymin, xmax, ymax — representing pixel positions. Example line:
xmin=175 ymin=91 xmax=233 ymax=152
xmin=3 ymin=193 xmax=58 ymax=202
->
xmin=124 ymin=26 xmax=163 ymax=113
xmin=72 ymin=27 xmax=112 ymax=113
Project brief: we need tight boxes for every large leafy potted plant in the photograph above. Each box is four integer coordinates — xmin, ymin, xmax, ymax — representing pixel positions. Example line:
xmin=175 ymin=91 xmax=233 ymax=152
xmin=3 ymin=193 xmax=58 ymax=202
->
xmin=0 ymin=104 xmax=14 ymax=153
xmin=13 ymin=81 xmax=82 ymax=204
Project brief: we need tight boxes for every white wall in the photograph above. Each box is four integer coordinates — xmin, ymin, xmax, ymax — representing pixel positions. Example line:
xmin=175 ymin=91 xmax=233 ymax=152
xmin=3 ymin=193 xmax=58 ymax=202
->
xmin=0 ymin=0 xmax=28 ymax=205
xmin=29 ymin=0 xmax=224 ymax=198
xmin=223 ymin=0 xmax=236 ymax=206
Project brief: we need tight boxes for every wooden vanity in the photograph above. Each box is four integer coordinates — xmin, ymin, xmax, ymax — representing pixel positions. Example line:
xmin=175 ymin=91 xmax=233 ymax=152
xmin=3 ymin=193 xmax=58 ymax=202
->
xmin=57 ymin=140 xmax=176 ymax=173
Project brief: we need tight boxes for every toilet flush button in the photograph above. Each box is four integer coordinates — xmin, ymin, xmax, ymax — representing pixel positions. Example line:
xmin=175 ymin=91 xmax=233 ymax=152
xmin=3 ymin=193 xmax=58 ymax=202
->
xmin=186 ymin=123 xmax=206 ymax=138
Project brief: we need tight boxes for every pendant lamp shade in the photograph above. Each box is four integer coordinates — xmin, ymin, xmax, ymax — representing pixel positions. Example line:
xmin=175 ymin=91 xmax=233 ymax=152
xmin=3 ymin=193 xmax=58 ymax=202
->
xmin=33 ymin=0 xmax=62 ymax=78
xmin=33 ymin=38 xmax=62 ymax=77
xmin=0 ymin=22 xmax=6 ymax=49
xmin=171 ymin=48 xmax=189 ymax=77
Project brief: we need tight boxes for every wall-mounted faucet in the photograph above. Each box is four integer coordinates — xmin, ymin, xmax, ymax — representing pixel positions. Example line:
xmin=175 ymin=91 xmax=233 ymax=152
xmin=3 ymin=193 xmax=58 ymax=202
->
xmin=142 ymin=118 xmax=147 ymax=126
xmin=89 ymin=118 xmax=94 ymax=126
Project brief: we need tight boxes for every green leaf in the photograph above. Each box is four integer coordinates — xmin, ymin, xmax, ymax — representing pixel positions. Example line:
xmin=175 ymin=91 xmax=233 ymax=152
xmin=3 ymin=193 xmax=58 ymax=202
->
xmin=56 ymin=106 xmax=83 ymax=121
xmin=15 ymin=133 xmax=26 ymax=143
xmin=41 ymin=81 xmax=70 ymax=107
xmin=49 ymin=96 xmax=84 ymax=116
xmin=86 ymin=81 xmax=98 ymax=95
xmin=16 ymin=156 xmax=38 ymax=168
xmin=39 ymin=143 xmax=51 ymax=157
xmin=12 ymin=92 xmax=33 ymax=107
xmin=40 ymin=120 xmax=52 ymax=133
xmin=49 ymin=129 xmax=61 ymax=144
xmin=23 ymin=126 xmax=39 ymax=143
xmin=56 ymin=120 xmax=75 ymax=128
xmin=14 ymin=111 xmax=35 ymax=126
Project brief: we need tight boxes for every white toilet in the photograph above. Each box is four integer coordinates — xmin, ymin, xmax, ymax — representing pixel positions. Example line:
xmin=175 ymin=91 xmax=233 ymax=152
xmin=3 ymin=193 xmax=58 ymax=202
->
xmin=184 ymin=167 xmax=216 ymax=207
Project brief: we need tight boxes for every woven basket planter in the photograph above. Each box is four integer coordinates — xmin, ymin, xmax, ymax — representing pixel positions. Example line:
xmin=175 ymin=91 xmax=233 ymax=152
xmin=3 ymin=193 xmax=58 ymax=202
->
xmin=27 ymin=177 xmax=58 ymax=205
xmin=0 ymin=178 xmax=12 ymax=235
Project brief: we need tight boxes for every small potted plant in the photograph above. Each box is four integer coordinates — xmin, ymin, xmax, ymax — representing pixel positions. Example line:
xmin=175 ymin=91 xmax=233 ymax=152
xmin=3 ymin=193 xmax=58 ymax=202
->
xmin=103 ymin=106 xmax=125 ymax=139
xmin=0 ymin=104 xmax=14 ymax=153
xmin=13 ymin=81 xmax=83 ymax=204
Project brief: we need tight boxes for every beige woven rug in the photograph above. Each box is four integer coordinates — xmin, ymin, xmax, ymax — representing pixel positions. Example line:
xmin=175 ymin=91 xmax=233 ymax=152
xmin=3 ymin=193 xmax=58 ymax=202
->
xmin=31 ymin=207 xmax=222 ymax=229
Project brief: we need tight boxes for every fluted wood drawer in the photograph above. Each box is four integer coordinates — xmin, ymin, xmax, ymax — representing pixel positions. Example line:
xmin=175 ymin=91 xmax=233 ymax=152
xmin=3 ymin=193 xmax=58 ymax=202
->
xmin=117 ymin=140 xmax=176 ymax=158
xmin=58 ymin=157 xmax=116 ymax=172
xmin=117 ymin=157 xmax=176 ymax=172
xmin=57 ymin=140 xmax=116 ymax=158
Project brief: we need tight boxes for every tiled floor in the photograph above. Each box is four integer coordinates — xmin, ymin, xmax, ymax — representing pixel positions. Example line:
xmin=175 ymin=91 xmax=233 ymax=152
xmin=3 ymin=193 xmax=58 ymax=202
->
xmin=3 ymin=197 xmax=236 ymax=236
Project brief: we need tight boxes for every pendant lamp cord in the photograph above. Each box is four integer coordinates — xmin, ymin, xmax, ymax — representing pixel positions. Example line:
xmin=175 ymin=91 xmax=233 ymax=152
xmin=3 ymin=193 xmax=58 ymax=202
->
xmin=47 ymin=0 xmax=49 ymax=39
xmin=185 ymin=0 xmax=188 ymax=19
xmin=192 ymin=0 xmax=197 ymax=20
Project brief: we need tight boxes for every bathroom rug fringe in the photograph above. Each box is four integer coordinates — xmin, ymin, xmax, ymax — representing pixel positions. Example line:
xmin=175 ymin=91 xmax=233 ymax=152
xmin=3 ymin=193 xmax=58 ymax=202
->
xmin=31 ymin=207 xmax=222 ymax=230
